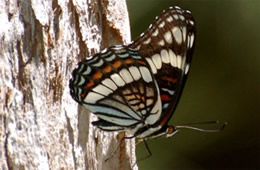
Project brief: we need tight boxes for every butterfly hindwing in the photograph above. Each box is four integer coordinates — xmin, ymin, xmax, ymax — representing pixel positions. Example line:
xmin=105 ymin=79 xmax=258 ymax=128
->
xmin=69 ymin=46 xmax=162 ymax=131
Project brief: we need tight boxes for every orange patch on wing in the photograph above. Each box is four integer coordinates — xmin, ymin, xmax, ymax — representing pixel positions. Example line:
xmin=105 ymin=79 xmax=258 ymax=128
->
xmin=135 ymin=94 xmax=141 ymax=99
xmin=80 ymin=90 xmax=87 ymax=99
xmin=161 ymin=94 xmax=171 ymax=101
xmin=137 ymin=60 xmax=146 ymax=65
xmin=86 ymin=80 xmax=94 ymax=88
xmin=103 ymin=65 xmax=112 ymax=73
xmin=138 ymin=103 xmax=145 ymax=109
xmin=135 ymin=94 xmax=146 ymax=102
xmin=113 ymin=60 xmax=122 ymax=68
xmin=125 ymin=58 xmax=133 ymax=64
xmin=93 ymin=72 xmax=102 ymax=79
xmin=125 ymin=94 xmax=136 ymax=100
xmin=161 ymin=76 xmax=177 ymax=83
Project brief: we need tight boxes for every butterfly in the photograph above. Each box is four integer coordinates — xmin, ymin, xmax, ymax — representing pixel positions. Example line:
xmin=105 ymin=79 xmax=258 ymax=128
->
xmin=69 ymin=6 xmax=196 ymax=140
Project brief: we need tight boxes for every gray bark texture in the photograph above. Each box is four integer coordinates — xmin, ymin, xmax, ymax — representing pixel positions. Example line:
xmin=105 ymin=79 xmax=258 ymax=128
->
xmin=0 ymin=0 xmax=137 ymax=169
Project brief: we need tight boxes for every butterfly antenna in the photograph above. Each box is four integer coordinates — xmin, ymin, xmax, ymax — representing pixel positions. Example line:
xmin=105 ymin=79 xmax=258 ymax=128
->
xmin=175 ymin=121 xmax=227 ymax=133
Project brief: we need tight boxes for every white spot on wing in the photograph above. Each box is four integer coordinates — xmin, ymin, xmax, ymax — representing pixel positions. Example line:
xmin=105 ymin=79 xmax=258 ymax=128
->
xmin=152 ymin=29 xmax=159 ymax=36
xmin=177 ymin=55 xmax=182 ymax=68
xmin=129 ymin=66 xmax=141 ymax=80
xmin=81 ymin=66 xmax=91 ymax=75
xmin=179 ymin=15 xmax=185 ymax=21
xmin=182 ymin=27 xmax=187 ymax=42
xmin=158 ymin=40 xmax=165 ymax=46
xmin=163 ymin=103 xmax=169 ymax=110
xmin=92 ymin=59 xmax=104 ymax=67
xmin=146 ymin=58 xmax=157 ymax=74
xmin=141 ymin=109 xmax=146 ymax=115
xmin=169 ymin=49 xmax=177 ymax=67
xmin=161 ymin=88 xmax=175 ymax=95
xmin=164 ymin=31 xmax=172 ymax=44
xmin=143 ymin=38 xmax=151 ymax=44
xmin=77 ymin=76 xmax=86 ymax=86
xmin=189 ymin=34 xmax=195 ymax=48
xmin=159 ymin=21 xmax=165 ymax=28
xmin=152 ymin=54 xmax=162 ymax=69
xmin=102 ymin=78 xmax=117 ymax=90
xmin=111 ymin=73 xmax=125 ymax=86
xmin=114 ymin=45 xmax=123 ymax=49
xmin=101 ymin=48 xmax=107 ymax=53
xmin=140 ymin=66 xmax=152 ymax=82
xmin=93 ymin=84 xmax=113 ymax=96
xmin=84 ymin=92 xmax=104 ymax=103
xmin=161 ymin=49 xmax=170 ymax=64
xmin=119 ymin=69 xmax=133 ymax=83
xmin=105 ymin=54 xmax=116 ymax=61
xmin=172 ymin=27 xmax=182 ymax=44
xmin=166 ymin=16 xmax=173 ymax=22
xmin=173 ymin=14 xmax=178 ymax=20
xmin=185 ymin=64 xmax=190 ymax=74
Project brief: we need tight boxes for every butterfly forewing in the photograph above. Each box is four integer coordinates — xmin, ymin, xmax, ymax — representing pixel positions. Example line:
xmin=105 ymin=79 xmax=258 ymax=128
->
xmin=70 ymin=46 xmax=162 ymax=131
xmin=129 ymin=6 xmax=195 ymax=127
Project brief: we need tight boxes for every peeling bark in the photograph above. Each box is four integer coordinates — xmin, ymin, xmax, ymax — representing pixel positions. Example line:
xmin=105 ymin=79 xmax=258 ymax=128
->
xmin=0 ymin=0 xmax=137 ymax=169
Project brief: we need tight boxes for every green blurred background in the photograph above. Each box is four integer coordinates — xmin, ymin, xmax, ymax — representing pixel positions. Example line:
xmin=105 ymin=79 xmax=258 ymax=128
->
xmin=127 ymin=0 xmax=260 ymax=169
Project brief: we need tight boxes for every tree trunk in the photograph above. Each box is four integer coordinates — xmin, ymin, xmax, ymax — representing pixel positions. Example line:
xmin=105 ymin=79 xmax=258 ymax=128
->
xmin=0 ymin=0 xmax=137 ymax=169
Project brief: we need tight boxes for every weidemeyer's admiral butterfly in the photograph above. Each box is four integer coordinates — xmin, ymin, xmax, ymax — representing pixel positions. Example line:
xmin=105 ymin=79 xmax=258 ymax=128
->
xmin=69 ymin=6 xmax=225 ymax=143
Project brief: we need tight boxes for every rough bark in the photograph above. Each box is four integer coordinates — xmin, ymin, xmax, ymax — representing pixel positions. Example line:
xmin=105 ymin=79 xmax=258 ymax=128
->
xmin=0 ymin=0 xmax=137 ymax=169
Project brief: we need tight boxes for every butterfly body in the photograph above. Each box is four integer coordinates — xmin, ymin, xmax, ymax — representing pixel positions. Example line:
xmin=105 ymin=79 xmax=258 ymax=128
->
xmin=69 ymin=6 xmax=195 ymax=140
